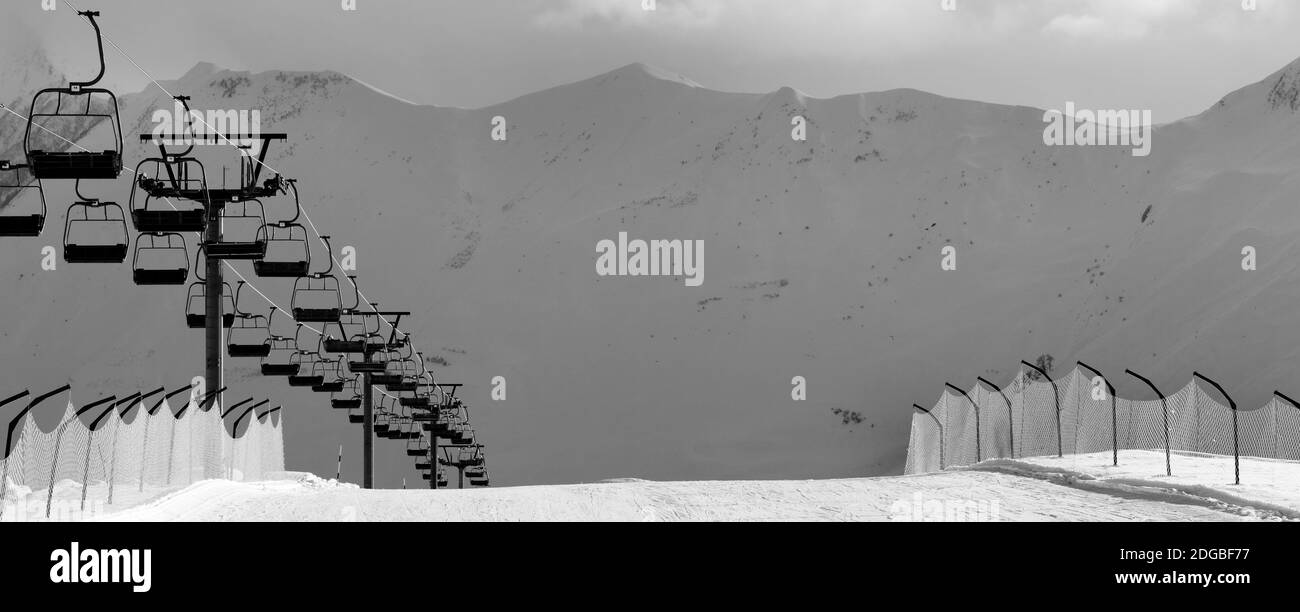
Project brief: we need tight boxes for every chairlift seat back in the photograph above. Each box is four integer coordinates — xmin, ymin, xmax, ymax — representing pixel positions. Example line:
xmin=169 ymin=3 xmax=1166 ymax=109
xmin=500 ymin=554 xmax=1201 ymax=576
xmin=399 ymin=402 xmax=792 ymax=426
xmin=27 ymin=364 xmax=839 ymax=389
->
xmin=312 ymin=380 xmax=347 ymax=393
xmin=64 ymin=243 xmax=128 ymax=263
xmin=133 ymin=267 xmax=188 ymax=285
xmin=132 ymin=209 xmax=206 ymax=233
xmin=288 ymin=374 xmax=325 ymax=387
xmin=332 ymin=398 xmax=362 ymax=410
xmin=261 ymin=363 xmax=300 ymax=377
xmin=229 ymin=343 xmax=272 ymax=358
xmin=27 ymin=150 xmax=122 ymax=181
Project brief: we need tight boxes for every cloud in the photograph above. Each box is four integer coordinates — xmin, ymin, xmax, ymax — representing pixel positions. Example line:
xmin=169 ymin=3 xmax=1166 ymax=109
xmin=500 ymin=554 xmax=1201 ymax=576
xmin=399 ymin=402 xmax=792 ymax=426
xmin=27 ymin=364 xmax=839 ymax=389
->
xmin=1041 ymin=0 xmax=1215 ymax=40
xmin=534 ymin=0 xmax=725 ymax=30
xmin=531 ymin=0 xmax=1293 ymax=49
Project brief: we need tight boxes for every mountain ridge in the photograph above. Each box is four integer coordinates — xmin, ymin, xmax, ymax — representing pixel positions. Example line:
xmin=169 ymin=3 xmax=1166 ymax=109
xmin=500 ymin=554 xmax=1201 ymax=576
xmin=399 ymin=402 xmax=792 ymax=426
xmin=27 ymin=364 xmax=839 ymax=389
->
xmin=3 ymin=53 xmax=1300 ymax=486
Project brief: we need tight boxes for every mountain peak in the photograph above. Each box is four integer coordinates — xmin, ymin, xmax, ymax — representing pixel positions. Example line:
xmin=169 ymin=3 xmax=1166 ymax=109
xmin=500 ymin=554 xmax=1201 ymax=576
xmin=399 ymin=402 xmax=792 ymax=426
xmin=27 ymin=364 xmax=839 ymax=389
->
xmin=179 ymin=61 xmax=224 ymax=82
xmin=604 ymin=62 xmax=702 ymax=88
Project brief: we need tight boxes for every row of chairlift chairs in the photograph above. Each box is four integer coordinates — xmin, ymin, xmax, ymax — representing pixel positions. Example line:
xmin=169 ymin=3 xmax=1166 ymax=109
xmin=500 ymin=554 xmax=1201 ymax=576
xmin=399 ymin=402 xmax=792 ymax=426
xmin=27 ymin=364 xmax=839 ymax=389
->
xmin=0 ymin=11 xmax=488 ymax=488
xmin=1 ymin=11 xmax=124 ymax=239
xmin=221 ymin=273 xmax=489 ymax=487
xmin=0 ymin=12 xmax=324 ymax=285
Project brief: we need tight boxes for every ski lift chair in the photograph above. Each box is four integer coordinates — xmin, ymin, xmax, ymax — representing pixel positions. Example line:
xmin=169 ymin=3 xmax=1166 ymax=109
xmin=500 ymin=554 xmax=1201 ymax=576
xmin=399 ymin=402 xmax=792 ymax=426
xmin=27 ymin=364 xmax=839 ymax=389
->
xmin=226 ymin=286 xmax=273 ymax=357
xmin=332 ymin=386 xmax=363 ymax=410
xmin=385 ymin=359 xmax=421 ymax=392
xmin=389 ymin=417 xmax=415 ymax=441
xmin=464 ymin=446 xmax=486 ymax=468
xmin=381 ymin=417 xmax=404 ymax=440
xmin=292 ymin=274 xmax=343 ymax=322
xmin=24 ymin=12 xmax=124 ymax=181
xmin=405 ymin=420 xmax=423 ymax=440
xmin=332 ymin=396 xmax=362 ymax=410
xmin=360 ymin=349 xmax=402 ymax=384
xmin=402 ymin=393 xmax=433 ymax=409
xmin=228 ymin=313 xmax=272 ymax=357
xmin=260 ymin=323 xmax=303 ymax=377
xmin=321 ymin=277 xmax=366 ymax=353
xmin=63 ymin=198 xmax=128 ymax=263
xmin=291 ymin=236 xmax=342 ymax=322
xmin=130 ymin=157 xmax=207 ymax=232
xmin=423 ymin=421 xmax=451 ymax=436
xmin=0 ymin=161 xmax=46 ymax=236
xmin=373 ymin=411 xmax=391 ymax=435
xmin=253 ymin=222 xmax=311 ymax=278
xmin=132 ymin=232 xmax=189 ymax=285
xmin=373 ymin=343 xmax=414 ymax=386
xmin=313 ymin=360 xmax=350 ymax=393
xmin=346 ymin=349 xmax=391 ymax=374
xmin=185 ymin=280 xmax=236 ymax=328
xmin=204 ymin=200 xmax=267 ymax=260
xmin=288 ymin=352 xmax=331 ymax=388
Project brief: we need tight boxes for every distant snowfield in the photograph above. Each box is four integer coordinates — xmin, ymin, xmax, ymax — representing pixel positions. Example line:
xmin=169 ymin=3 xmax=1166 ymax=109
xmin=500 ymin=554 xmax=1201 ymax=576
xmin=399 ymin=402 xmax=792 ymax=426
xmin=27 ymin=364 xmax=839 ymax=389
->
xmin=89 ymin=452 xmax=1299 ymax=522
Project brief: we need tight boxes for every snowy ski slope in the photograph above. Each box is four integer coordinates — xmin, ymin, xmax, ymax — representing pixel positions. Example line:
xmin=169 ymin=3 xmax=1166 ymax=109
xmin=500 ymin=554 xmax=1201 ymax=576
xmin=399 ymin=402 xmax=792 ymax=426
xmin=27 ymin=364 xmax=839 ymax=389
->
xmin=87 ymin=451 xmax=1299 ymax=522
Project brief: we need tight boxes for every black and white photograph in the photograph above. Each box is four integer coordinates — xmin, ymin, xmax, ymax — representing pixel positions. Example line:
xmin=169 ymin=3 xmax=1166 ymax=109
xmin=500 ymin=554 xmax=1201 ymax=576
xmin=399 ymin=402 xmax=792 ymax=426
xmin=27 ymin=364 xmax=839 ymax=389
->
xmin=0 ymin=0 xmax=1296 ymax=594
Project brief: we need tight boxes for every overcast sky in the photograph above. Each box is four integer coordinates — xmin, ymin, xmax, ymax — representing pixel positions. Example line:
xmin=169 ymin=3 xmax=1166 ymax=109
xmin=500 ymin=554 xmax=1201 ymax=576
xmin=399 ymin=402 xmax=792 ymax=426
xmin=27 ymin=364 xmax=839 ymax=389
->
xmin=20 ymin=0 xmax=1300 ymax=121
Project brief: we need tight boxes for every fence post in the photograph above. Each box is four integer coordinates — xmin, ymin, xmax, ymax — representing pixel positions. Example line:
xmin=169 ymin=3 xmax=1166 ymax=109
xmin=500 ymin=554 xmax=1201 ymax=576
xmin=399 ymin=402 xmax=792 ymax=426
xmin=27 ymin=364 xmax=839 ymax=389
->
xmin=256 ymin=407 xmax=280 ymax=481
xmin=44 ymin=394 xmax=114 ymax=519
xmin=47 ymin=421 xmax=70 ymax=520
xmin=1022 ymin=361 xmax=1061 ymax=457
xmin=107 ymin=422 xmax=119 ymax=507
xmin=169 ymin=392 xmax=204 ymax=486
xmin=977 ymin=378 xmax=1014 ymax=459
xmin=83 ymin=398 xmax=122 ymax=512
xmin=915 ymin=405 xmax=946 ymax=472
xmin=0 ymin=389 xmax=33 ymax=519
xmin=1275 ymin=392 xmax=1298 ymax=460
xmin=4 ymin=387 xmax=72 ymax=515
xmin=1078 ymin=362 xmax=1118 ymax=466
xmin=104 ymin=394 xmax=141 ymax=508
xmin=133 ymin=386 xmax=170 ymax=493
xmin=166 ymin=416 xmax=177 ymax=486
xmin=946 ymin=384 xmax=981 ymax=463
xmin=1126 ymin=369 xmax=1170 ymax=477
xmin=1194 ymin=373 xmax=1238 ymax=486
xmin=229 ymin=402 xmax=266 ymax=481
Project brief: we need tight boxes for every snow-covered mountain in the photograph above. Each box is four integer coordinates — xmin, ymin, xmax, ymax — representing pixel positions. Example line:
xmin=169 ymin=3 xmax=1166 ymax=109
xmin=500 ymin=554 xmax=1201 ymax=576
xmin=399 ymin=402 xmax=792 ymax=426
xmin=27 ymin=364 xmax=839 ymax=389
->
xmin=4 ymin=55 xmax=1300 ymax=487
